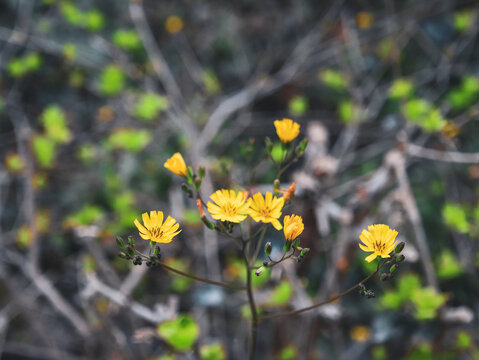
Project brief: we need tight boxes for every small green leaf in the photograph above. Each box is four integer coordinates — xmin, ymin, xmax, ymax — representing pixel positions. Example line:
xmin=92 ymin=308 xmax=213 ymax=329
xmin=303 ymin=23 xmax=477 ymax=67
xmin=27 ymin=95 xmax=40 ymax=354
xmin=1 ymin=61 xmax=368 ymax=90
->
xmin=157 ymin=315 xmax=200 ymax=352
xmin=456 ymin=331 xmax=472 ymax=349
xmin=107 ymin=128 xmax=152 ymax=152
xmin=288 ymin=95 xmax=308 ymax=117
xmin=7 ymin=53 xmax=42 ymax=78
xmin=99 ymin=65 xmax=126 ymax=96
xmin=278 ymin=345 xmax=298 ymax=360
xmin=319 ymin=69 xmax=348 ymax=91
xmin=436 ymin=250 xmax=462 ymax=279
xmin=133 ymin=93 xmax=169 ymax=121
xmin=40 ymin=105 xmax=72 ymax=144
xmin=112 ymin=29 xmax=142 ymax=51
xmin=443 ymin=203 xmax=469 ymax=234
xmin=85 ymin=9 xmax=105 ymax=32
xmin=453 ymin=10 xmax=476 ymax=33
xmin=389 ymin=78 xmax=414 ymax=100
xmin=32 ymin=135 xmax=56 ymax=168
xmin=338 ymin=100 xmax=359 ymax=124
xmin=199 ymin=343 xmax=226 ymax=360
xmin=411 ymin=287 xmax=447 ymax=320
xmin=202 ymin=69 xmax=221 ymax=95
xmin=66 ymin=205 xmax=104 ymax=226
xmin=267 ymin=280 xmax=293 ymax=306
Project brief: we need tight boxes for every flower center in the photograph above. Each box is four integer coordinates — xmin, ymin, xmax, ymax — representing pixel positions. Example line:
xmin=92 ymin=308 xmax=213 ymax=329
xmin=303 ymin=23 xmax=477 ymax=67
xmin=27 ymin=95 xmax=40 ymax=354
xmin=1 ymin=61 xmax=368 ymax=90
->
xmin=258 ymin=207 xmax=271 ymax=218
xmin=374 ymin=240 xmax=385 ymax=253
xmin=223 ymin=203 xmax=238 ymax=216
xmin=150 ymin=226 xmax=164 ymax=239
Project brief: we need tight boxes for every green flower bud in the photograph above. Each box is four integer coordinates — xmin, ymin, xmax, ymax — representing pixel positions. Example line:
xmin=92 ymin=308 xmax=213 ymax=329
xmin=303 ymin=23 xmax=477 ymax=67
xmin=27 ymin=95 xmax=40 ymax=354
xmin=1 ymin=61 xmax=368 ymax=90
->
xmin=395 ymin=241 xmax=405 ymax=254
xmin=264 ymin=242 xmax=272 ymax=256
xmin=395 ymin=254 xmax=405 ymax=263
xmin=128 ymin=235 xmax=135 ymax=246
xmin=116 ymin=236 xmax=125 ymax=249
xmin=198 ymin=167 xmax=205 ymax=179
xmin=300 ymin=248 xmax=310 ymax=257
xmin=153 ymin=246 xmax=160 ymax=256
xmin=389 ymin=264 xmax=398 ymax=273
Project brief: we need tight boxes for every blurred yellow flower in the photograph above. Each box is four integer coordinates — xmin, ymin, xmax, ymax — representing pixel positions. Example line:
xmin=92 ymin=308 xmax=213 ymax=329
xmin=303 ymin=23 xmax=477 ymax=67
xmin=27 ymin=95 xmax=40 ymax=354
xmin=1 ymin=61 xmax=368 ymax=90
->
xmin=355 ymin=12 xmax=373 ymax=29
xmin=283 ymin=214 xmax=304 ymax=242
xmin=164 ymin=152 xmax=187 ymax=176
xmin=134 ymin=211 xmax=181 ymax=243
xmin=359 ymin=224 xmax=398 ymax=263
xmin=350 ymin=325 xmax=371 ymax=342
xmin=207 ymin=189 xmax=250 ymax=223
xmin=165 ymin=15 xmax=183 ymax=34
xmin=274 ymin=118 xmax=300 ymax=143
xmin=248 ymin=192 xmax=284 ymax=230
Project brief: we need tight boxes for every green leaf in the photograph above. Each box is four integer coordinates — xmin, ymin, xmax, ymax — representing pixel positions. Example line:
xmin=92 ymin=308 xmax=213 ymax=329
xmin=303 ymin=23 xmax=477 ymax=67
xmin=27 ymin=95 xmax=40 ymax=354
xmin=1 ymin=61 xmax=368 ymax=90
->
xmin=77 ymin=144 xmax=97 ymax=164
xmin=278 ymin=345 xmax=298 ymax=360
xmin=199 ymin=343 xmax=226 ymax=360
xmin=266 ymin=280 xmax=293 ymax=306
xmin=403 ymin=98 xmax=446 ymax=132
xmin=407 ymin=343 xmax=433 ymax=360
xmin=112 ymin=29 xmax=142 ymax=51
xmin=133 ymin=93 xmax=169 ymax=121
xmin=63 ymin=43 xmax=77 ymax=61
xmin=319 ymin=69 xmax=348 ymax=91
xmin=389 ymin=78 xmax=414 ymax=100
xmin=107 ymin=128 xmax=152 ymax=153
xmin=288 ymin=95 xmax=308 ymax=117
xmin=7 ymin=52 xmax=42 ymax=78
xmin=157 ymin=315 xmax=200 ymax=352
xmin=85 ymin=9 xmax=105 ymax=32
xmin=60 ymin=2 xmax=84 ymax=26
xmin=66 ymin=205 xmax=104 ymax=226
xmin=436 ymin=250 xmax=462 ymax=279
xmin=338 ymin=100 xmax=359 ymax=124
xmin=453 ymin=10 xmax=475 ymax=33
xmin=32 ymin=135 xmax=56 ymax=168
xmin=99 ymin=65 xmax=126 ymax=96
xmin=411 ymin=287 xmax=447 ymax=320
xmin=456 ymin=331 xmax=472 ymax=349
xmin=202 ymin=69 xmax=221 ymax=95
xmin=379 ymin=290 xmax=402 ymax=310
xmin=443 ymin=203 xmax=469 ymax=234
xmin=40 ymin=105 xmax=72 ymax=144
xmin=447 ymin=76 xmax=479 ymax=110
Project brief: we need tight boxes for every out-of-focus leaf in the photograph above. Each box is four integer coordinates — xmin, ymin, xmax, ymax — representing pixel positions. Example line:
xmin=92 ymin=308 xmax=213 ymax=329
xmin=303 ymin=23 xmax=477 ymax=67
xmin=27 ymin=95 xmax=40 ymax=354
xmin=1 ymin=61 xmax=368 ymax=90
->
xmin=7 ymin=52 xmax=42 ymax=78
xmin=453 ymin=10 xmax=476 ymax=33
xmin=99 ymin=65 xmax=126 ymax=96
xmin=411 ymin=287 xmax=447 ymax=320
xmin=442 ymin=203 xmax=469 ymax=234
xmin=407 ymin=343 xmax=433 ymax=360
xmin=5 ymin=153 xmax=25 ymax=173
xmin=447 ymin=76 xmax=479 ymax=110
xmin=319 ymin=69 xmax=348 ymax=91
xmin=85 ymin=9 xmax=105 ymax=32
xmin=288 ymin=95 xmax=308 ymax=117
xmin=278 ymin=345 xmax=298 ymax=360
xmin=338 ymin=100 xmax=359 ymax=124
xmin=456 ymin=331 xmax=472 ymax=349
xmin=266 ymin=280 xmax=293 ymax=306
xmin=32 ymin=135 xmax=56 ymax=168
xmin=199 ymin=343 xmax=226 ymax=360
xmin=66 ymin=205 xmax=104 ymax=227
xmin=112 ymin=29 xmax=142 ymax=51
xmin=436 ymin=250 xmax=462 ymax=279
xmin=107 ymin=128 xmax=152 ymax=153
xmin=157 ymin=315 xmax=200 ymax=352
xmin=16 ymin=225 xmax=32 ymax=249
xmin=40 ymin=105 xmax=72 ymax=144
xmin=202 ymin=69 xmax=221 ymax=95
xmin=133 ymin=93 xmax=169 ymax=121
xmin=389 ymin=78 xmax=415 ymax=100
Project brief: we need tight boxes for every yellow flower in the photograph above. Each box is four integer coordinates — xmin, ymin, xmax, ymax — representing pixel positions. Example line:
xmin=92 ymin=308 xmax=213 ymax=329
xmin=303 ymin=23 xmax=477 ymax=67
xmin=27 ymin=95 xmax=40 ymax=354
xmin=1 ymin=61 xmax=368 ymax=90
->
xmin=283 ymin=215 xmax=304 ymax=242
xmin=207 ymin=189 xmax=250 ymax=223
xmin=350 ymin=326 xmax=371 ymax=342
xmin=134 ymin=211 xmax=181 ymax=243
xmin=164 ymin=153 xmax=187 ymax=176
xmin=274 ymin=118 xmax=300 ymax=143
xmin=359 ymin=224 xmax=398 ymax=263
xmin=248 ymin=192 xmax=284 ymax=230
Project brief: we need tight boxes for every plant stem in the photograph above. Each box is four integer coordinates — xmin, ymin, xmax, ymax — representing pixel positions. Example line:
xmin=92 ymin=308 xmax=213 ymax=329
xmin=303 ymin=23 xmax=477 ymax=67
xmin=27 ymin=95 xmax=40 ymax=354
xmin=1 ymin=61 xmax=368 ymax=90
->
xmin=260 ymin=269 xmax=380 ymax=320
xmin=243 ymin=246 xmax=258 ymax=360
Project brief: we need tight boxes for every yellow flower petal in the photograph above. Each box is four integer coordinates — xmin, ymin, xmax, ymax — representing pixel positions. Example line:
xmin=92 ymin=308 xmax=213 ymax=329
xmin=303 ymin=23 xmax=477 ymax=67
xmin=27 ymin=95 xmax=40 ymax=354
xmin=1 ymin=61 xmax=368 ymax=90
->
xmin=358 ymin=224 xmax=398 ymax=262
xmin=164 ymin=153 xmax=187 ymax=176
xmin=274 ymin=118 xmax=301 ymax=143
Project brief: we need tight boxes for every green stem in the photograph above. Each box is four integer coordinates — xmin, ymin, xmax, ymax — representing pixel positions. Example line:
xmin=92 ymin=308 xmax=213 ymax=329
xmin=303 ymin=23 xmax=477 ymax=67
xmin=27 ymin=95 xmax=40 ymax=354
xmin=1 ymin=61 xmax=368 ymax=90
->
xmin=260 ymin=268 xmax=380 ymax=320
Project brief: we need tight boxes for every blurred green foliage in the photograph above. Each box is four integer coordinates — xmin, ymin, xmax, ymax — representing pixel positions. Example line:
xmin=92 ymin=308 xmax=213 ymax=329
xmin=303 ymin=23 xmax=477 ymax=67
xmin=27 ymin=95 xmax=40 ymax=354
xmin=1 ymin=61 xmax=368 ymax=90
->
xmin=157 ymin=315 xmax=200 ymax=352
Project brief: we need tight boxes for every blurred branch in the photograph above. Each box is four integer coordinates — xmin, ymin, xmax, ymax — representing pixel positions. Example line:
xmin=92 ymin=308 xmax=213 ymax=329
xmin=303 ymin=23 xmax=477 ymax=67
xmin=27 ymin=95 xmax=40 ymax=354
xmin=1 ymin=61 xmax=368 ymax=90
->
xmin=406 ymin=143 xmax=479 ymax=163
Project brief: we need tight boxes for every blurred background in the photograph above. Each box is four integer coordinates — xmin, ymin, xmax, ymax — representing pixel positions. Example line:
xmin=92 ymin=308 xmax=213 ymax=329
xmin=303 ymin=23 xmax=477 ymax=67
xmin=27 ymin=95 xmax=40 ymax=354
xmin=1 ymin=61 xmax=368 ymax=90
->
xmin=1 ymin=0 xmax=479 ymax=359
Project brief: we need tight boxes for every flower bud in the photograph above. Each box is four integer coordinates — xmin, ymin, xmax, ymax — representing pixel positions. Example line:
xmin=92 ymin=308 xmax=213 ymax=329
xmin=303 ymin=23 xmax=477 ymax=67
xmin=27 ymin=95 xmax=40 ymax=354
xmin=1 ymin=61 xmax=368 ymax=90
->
xmin=395 ymin=241 xmax=405 ymax=254
xmin=153 ymin=246 xmax=160 ymax=256
xmin=264 ymin=242 xmax=272 ymax=256
xmin=389 ymin=264 xmax=398 ymax=273
xmin=300 ymin=138 xmax=308 ymax=151
xmin=255 ymin=267 xmax=265 ymax=276
xmin=128 ymin=235 xmax=135 ymax=246
xmin=300 ymin=248 xmax=310 ymax=257
xmin=118 ymin=252 xmax=127 ymax=259
xmin=186 ymin=167 xmax=194 ymax=185
xmin=395 ymin=254 xmax=405 ymax=263
xmin=116 ymin=236 xmax=125 ymax=249
xmin=198 ymin=167 xmax=205 ymax=179
xmin=265 ymin=137 xmax=273 ymax=153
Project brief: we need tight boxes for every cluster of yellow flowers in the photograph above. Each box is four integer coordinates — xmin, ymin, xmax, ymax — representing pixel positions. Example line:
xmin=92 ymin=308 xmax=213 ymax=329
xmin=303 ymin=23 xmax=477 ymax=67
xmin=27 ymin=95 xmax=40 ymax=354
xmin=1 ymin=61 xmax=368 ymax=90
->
xmin=134 ymin=118 xmax=399 ymax=263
